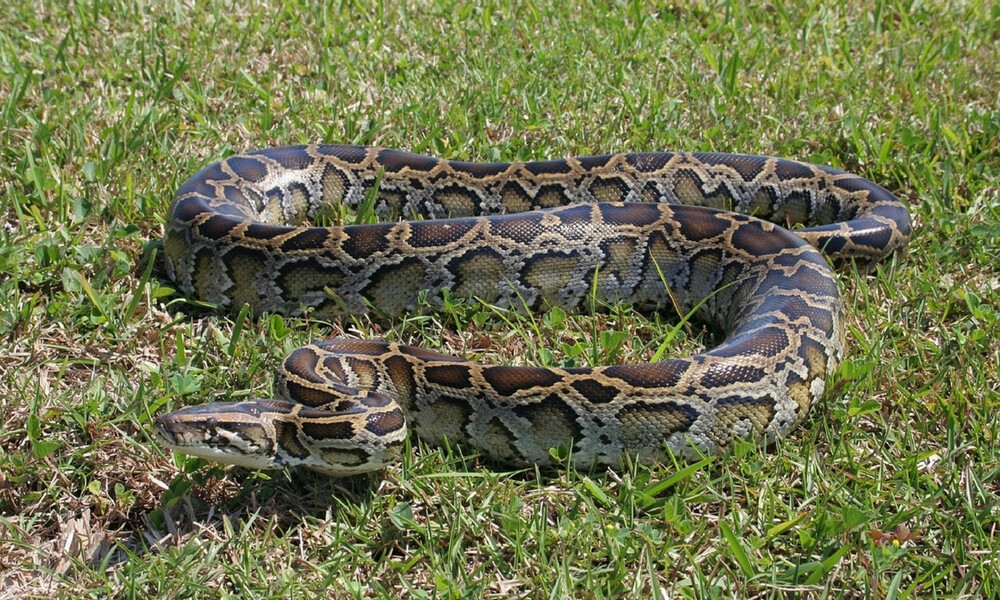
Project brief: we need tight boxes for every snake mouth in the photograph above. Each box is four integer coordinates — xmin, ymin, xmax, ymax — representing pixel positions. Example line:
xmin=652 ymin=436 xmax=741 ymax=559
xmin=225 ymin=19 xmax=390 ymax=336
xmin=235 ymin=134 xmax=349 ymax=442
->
xmin=152 ymin=417 xmax=179 ymax=447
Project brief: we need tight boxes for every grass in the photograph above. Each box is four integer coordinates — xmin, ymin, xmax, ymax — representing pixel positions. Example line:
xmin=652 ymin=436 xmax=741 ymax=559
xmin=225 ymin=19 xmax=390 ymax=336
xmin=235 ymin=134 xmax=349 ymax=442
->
xmin=1 ymin=0 xmax=998 ymax=597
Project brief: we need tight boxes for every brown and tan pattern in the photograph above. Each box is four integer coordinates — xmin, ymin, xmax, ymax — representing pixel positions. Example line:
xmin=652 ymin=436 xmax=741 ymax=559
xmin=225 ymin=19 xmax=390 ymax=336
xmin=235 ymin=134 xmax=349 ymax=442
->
xmin=154 ymin=145 xmax=910 ymax=476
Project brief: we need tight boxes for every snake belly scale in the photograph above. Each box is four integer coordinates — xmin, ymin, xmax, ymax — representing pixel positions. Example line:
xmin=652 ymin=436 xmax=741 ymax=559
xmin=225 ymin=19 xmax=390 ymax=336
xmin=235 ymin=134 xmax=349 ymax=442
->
xmin=154 ymin=145 xmax=910 ymax=476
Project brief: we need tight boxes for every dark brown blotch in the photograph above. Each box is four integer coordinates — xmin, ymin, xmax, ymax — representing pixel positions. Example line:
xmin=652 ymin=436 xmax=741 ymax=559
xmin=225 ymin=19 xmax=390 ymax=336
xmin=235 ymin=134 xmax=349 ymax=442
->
xmin=489 ymin=213 xmax=546 ymax=245
xmin=384 ymin=355 xmax=417 ymax=403
xmin=523 ymin=159 xmax=573 ymax=176
xmin=172 ymin=195 xmax=215 ymax=222
xmin=244 ymin=222 xmax=290 ymax=240
xmin=424 ymin=364 xmax=473 ymax=389
xmin=576 ymin=154 xmax=615 ymax=171
xmin=284 ymin=348 xmax=324 ymax=382
xmin=341 ymin=223 xmax=394 ymax=256
xmin=701 ymin=362 xmax=768 ymax=388
xmin=673 ymin=205 xmax=733 ymax=242
xmin=728 ymin=219 xmax=799 ymax=255
xmin=710 ymin=327 xmax=790 ymax=359
xmin=625 ymin=152 xmax=672 ymax=173
xmin=377 ymin=148 xmax=440 ymax=173
xmin=570 ymin=378 xmax=621 ymax=404
xmin=448 ymin=160 xmax=511 ymax=178
xmin=226 ymin=156 xmax=270 ymax=183
xmin=846 ymin=221 xmax=895 ymax=250
xmin=482 ymin=366 xmax=562 ymax=398
xmin=365 ymin=408 xmax=406 ymax=437
xmin=317 ymin=144 xmax=369 ymax=163
xmin=195 ymin=214 xmax=240 ymax=240
xmin=300 ymin=418 xmax=356 ymax=441
xmin=408 ymin=217 xmax=478 ymax=248
xmin=266 ymin=146 xmax=316 ymax=170
xmin=598 ymin=202 xmax=664 ymax=227
xmin=284 ymin=380 xmax=343 ymax=407
xmin=603 ymin=360 xmax=689 ymax=388
xmin=831 ymin=175 xmax=880 ymax=196
xmin=773 ymin=158 xmax=816 ymax=180
xmin=280 ymin=227 xmax=332 ymax=252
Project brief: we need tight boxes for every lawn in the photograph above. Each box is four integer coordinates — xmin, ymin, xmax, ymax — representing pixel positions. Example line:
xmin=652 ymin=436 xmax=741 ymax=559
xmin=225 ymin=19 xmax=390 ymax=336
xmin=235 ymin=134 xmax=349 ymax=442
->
xmin=1 ymin=0 xmax=998 ymax=598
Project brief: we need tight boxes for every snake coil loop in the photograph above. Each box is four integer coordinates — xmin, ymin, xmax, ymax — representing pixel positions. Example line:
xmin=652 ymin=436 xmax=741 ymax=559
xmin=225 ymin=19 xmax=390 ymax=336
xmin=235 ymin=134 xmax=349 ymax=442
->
xmin=155 ymin=145 xmax=910 ymax=475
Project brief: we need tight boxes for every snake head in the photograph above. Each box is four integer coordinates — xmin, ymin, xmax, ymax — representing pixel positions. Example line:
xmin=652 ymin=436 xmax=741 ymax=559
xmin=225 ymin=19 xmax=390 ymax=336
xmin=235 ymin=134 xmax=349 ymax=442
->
xmin=154 ymin=400 xmax=293 ymax=470
xmin=154 ymin=398 xmax=407 ymax=476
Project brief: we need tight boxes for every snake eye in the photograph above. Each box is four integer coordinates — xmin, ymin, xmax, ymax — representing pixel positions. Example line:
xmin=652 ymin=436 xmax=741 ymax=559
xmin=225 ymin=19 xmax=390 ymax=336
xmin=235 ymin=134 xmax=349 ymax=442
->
xmin=204 ymin=417 xmax=221 ymax=439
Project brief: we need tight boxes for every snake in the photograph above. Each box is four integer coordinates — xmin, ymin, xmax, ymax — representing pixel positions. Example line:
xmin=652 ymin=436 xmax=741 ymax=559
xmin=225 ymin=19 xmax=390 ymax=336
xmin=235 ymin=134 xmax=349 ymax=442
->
xmin=153 ymin=144 xmax=910 ymax=476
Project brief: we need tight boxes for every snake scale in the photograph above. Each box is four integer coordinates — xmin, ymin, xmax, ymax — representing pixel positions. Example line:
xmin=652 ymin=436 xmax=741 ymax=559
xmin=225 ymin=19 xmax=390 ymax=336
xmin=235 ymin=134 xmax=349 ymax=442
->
xmin=154 ymin=144 xmax=910 ymax=476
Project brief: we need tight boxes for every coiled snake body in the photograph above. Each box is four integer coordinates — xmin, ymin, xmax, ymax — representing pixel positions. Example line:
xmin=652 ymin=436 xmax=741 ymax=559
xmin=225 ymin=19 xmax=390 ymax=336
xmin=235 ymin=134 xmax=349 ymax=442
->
xmin=155 ymin=145 xmax=910 ymax=476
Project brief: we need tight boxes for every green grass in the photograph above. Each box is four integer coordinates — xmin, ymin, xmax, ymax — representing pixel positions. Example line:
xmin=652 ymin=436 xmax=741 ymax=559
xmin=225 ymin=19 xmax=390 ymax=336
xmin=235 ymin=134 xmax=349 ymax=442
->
xmin=1 ymin=0 xmax=999 ymax=598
